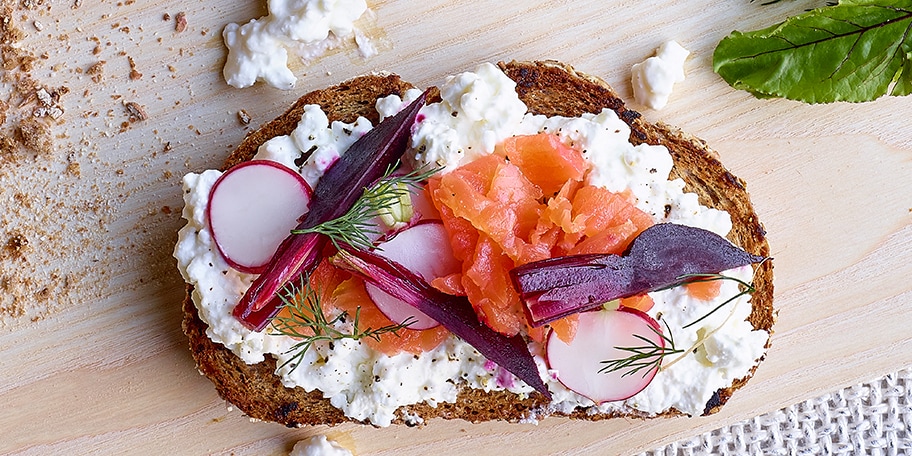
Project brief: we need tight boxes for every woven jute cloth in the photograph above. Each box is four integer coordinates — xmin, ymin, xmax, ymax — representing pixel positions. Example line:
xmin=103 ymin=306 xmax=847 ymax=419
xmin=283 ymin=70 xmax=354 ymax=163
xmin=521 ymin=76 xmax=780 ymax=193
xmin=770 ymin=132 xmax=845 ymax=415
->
xmin=644 ymin=366 xmax=912 ymax=455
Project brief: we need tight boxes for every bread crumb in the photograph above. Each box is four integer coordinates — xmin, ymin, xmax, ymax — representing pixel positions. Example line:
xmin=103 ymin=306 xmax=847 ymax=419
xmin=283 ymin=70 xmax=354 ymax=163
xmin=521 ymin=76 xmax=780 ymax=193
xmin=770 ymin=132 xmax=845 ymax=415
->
xmin=14 ymin=117 xmax=52 ymax=154
xmin=3 ymin=233 xmax=28 ymax=260
xmin=237 ymin=109 xmax=251 ymax=126
xmin=35 ymin=287 xmax=50 ymax=301
xmin=127 ymin=56 xmax=142 ymax=80
xmin=19 ymin=0 xmax=43 ymax=10
xmin=31 ymin=86 xmax=66 ymax=119
xmin=175 ymin=11 xmax=186 ymax=33
xmin=87 ymin=61 xmax=105 ymax=83
xmin=0 ymin=100 xmax=8 ymax=126
xmin=0 ymin=136 xmax=16 ymax=162
xmin=1 ymin=6 xmax=32 ymax=72
xmin=124 ymin=101 xmax=147 ymax=121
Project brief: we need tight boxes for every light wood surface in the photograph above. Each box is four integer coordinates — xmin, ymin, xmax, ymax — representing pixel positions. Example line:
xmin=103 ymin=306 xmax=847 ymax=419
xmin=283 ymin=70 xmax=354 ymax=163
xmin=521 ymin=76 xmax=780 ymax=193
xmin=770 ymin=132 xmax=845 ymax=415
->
xmin=2 ymin=0 xmax=911 ymax=454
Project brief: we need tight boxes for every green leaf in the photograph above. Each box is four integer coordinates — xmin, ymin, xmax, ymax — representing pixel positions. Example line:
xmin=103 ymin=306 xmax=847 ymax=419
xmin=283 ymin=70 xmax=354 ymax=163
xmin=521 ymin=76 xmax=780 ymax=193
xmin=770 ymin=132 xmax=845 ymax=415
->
xmin=713 ymin=0 xmax=912 ymax=103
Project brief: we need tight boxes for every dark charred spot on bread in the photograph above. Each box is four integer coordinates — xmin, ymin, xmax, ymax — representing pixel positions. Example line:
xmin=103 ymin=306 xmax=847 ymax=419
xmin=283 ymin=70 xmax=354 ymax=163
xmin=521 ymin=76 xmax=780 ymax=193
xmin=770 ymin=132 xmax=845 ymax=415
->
xmin=702 ymin=386 xmax=736 ymax=416
xmin=702 ymin=390 xmax=723 ymax=416
xmin=620 ymin=109 xmax=641 ymax=124
xmin=275 ymin=402 xmax=299 ymax=421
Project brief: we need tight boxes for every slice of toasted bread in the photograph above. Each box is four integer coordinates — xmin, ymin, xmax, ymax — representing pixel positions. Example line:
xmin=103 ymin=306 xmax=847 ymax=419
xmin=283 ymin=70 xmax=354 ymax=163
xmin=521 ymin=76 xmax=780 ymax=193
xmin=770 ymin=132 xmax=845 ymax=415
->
xmin=181 ymin=62 xmax=774 ymax=426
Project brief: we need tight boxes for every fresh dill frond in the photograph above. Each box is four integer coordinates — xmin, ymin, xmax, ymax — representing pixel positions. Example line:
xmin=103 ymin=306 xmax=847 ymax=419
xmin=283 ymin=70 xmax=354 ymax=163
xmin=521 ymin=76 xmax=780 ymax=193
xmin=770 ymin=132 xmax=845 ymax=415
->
xmin=599 ymin=319 xmax=684 ymax=378
xmin=674 ymin=273 xmax=756 ymax=329
xmin=651 ymin=272 xmax=756 ymax=330
xmin=293 ymin=163 xmax=441 ymax=250
xmin=269 ymin=274 xmax=415 ymax=373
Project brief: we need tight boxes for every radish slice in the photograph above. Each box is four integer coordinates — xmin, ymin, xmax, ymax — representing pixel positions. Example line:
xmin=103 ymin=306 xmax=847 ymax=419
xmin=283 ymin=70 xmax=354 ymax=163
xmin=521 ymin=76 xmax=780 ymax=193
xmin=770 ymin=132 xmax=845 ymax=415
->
xmin=207 ymin=160 xmax=312 ymax=274
xmin=365 ymin=221 xmax=460 ymax=330
xmin=547 ymin=308 xmax=663 ymax=404
xmin=409 ymin=185 xmax=440 ymax=221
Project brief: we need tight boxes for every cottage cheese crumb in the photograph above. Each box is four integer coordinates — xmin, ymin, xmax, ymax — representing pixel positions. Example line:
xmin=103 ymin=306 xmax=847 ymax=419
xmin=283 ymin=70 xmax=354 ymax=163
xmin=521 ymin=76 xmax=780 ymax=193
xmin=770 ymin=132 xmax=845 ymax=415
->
xmin=631 ymin=40 xmax=690 ymax=110
xmin=223 ymin=0 xmax=371 ymax=89
xmin=290 ymin=436 xmax=352 ymax=456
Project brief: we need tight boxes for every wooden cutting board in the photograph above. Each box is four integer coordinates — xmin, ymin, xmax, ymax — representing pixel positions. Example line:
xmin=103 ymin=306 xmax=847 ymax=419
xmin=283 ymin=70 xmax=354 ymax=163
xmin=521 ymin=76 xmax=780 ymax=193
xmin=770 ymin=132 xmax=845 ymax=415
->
xmin=2 ymin=0 xmax=911 ymax=454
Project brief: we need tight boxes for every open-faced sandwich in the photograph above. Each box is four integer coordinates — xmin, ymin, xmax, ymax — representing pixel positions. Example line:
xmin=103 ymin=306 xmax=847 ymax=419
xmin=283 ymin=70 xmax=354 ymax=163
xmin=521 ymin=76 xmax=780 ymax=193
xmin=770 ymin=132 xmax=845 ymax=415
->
xmin=174 ymin=60 xmax=774 ymax=427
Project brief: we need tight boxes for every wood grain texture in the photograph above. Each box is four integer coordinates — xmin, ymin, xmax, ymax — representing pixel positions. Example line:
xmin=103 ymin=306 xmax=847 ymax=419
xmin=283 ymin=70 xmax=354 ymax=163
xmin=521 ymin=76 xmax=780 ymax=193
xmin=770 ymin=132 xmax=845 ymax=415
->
xmin=1 ymin=0 xmax=910 ymax=454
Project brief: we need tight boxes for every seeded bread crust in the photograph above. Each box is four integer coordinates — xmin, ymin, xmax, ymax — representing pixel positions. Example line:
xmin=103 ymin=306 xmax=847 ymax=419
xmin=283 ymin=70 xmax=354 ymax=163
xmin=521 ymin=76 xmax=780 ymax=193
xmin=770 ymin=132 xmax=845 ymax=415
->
xmin=182 ymin=62 xmax=774 ymax=427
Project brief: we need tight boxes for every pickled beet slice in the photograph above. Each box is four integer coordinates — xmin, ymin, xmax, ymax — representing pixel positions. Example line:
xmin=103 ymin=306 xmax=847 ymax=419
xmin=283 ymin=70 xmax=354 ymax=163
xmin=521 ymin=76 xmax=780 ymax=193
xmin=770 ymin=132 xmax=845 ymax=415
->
xmin=511 ymin=223 xmax=766 ymax=326
xmin=233 ymin=89 xmax=430 ymax=331
xmin=365 ymin=221 xmax=461 ymax=330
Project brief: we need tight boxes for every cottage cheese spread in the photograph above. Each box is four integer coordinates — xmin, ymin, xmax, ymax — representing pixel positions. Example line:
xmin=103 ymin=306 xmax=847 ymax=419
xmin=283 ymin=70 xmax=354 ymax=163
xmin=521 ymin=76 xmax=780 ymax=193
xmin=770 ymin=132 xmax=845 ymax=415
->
xmin=631 ymin=40 xmax=690 ymax=110
xmin=174 ymin=63 xmax=768 ymax=426
xmin=223 ymin=0 xmax=371 ymax=89
xmin=409 ymin=63 xmax=528 ymax=172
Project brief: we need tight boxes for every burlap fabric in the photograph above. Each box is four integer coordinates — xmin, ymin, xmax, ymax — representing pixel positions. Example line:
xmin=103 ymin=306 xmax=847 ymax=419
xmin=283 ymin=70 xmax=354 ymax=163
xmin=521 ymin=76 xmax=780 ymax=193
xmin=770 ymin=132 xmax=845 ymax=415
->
xmin=645 ymin=367 xmax=912 ymax=455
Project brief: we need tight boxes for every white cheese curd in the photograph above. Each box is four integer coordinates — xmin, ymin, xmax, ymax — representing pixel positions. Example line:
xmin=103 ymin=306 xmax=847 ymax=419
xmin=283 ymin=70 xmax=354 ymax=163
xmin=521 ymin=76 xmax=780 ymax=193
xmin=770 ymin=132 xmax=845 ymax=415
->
xmin=253 ymin=104 xmax=372 ymax=188
xmin=376 ymin=88 xmax=423 ymax=121
xmin=290 ymin=435 xmax=352 ymax=456
xmin=174 ymin=64 xmax=768 ymax=426
xmin=631 ymin=40 xmax=690 ymax=110
xmin=409 ymin=63 xmax=527 ymax=172
xmin=255 ymin=135 xmax=299 ymax=171
xmin=223 ymin=0 xmax=370 ymax=89
xmin=223 ymin=19 xmax=295 ymax=90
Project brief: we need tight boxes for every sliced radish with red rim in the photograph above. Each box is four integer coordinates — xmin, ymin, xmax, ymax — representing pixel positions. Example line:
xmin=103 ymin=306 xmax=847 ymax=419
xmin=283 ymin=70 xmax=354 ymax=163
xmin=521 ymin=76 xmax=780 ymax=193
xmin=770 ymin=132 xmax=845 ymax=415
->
xmin=547 ymin=308 xmax=664 ymax=404
xmin=207 ymin=160 xmax=312 ymax=274
xmin=366 ymin=221 xmax=461 ymax=330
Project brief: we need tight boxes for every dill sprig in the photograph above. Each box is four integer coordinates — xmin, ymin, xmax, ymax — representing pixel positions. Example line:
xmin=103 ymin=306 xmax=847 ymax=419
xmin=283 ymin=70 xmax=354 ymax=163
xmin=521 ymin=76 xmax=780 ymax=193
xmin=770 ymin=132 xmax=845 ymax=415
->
xmin=676 ymin=273 xmax=756 ymax=329
xmin=293 ymin=164 xmax=441 ymax=250
xmin=269 ymin=274 xmax=415 ymax=373
xmin=598 ymin=319 xmax=684 ymax=378
xmin=652 ymin=272 xmax=756 ymax=329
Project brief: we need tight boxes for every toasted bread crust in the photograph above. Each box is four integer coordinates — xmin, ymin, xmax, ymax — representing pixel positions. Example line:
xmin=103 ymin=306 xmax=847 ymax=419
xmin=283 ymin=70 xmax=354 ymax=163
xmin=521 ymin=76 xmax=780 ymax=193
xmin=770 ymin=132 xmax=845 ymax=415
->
xmin=182 ymin=61 xmax=774 ymax=426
